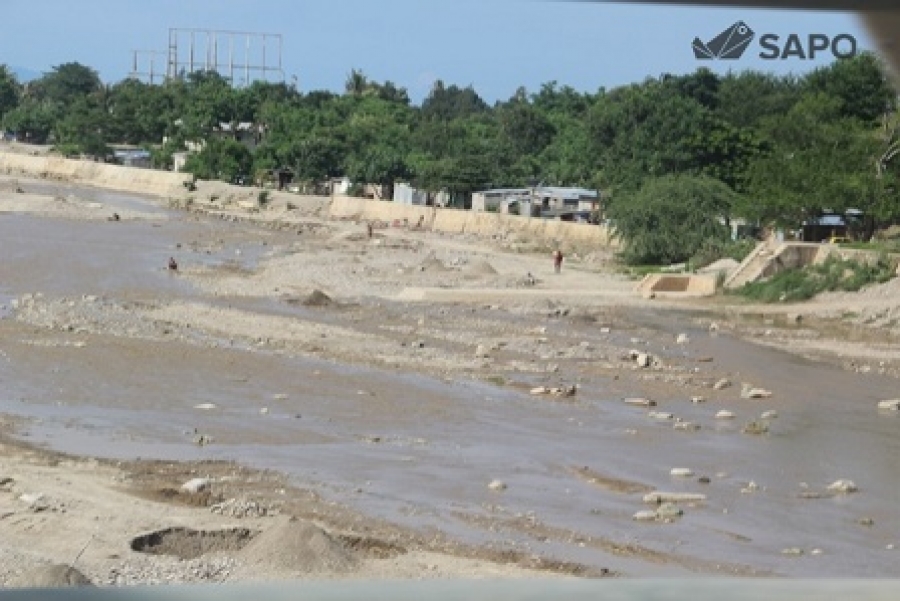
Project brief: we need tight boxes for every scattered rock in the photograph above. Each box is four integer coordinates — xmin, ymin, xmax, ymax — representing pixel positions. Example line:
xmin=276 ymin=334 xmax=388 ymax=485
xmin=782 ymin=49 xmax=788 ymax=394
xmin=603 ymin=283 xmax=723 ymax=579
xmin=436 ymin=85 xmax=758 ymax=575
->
xmin=741 ymin=384 xmax=773 ymax=399
xmin=181 ymin=478 xmax=211 ymax=494
xmin=633 ymin=503 xmax=683 ymax=523
xmin=488 ymin=479 xmax=507 ymax=491
xmin=742 ymin=420 xmax=769 ymax=435
xmin=691 ymin=396 xmax=706 ymax=404
xmin=715 ymin=410 xmax=735 ymax=420
xmin=643 ymin=491 xmax=706 ymax=504
xmin=827 ymin=479 xmax=858 ymax=494
xmin=676 ymin=333 xmax=690 ymax=345
xmin=786 ymin=313 xmax=803 ymax=324
xmin=741 ymin=481 xmax=761 ymax=494
xmin=713 ymin=378 xmax=732 ymax=391
xmin=530 ymin=385 xmax=577 ymax=399
xmin=194 ymin=403 xmax=217 ymax=410
xmin=858 ymin=517 xmax=875 ymax=527
xmin=633 ymin=510 xmax=659 ymax=522
xmin=761 ymin=410 xmax=779 ymax=420
xmin=673 ymin=421 xmax=700 ymax=431
xmin=655 ymin=502 xmax=684 ymax=520
xmin=474 ymin=344 xmax=490 ymax=359
xmin=648 ymin=411 xmax=674 ymax=420
xmin=635 ymin=353 xmax=652 ymax=368
xmin=19 ymin=492 xmax=49 ymax=512
xmin=782 ymin=548 xmax=805 ymax=557
xmin=670 ymin=468 xmax=694 ymax=477
xmin=877 ymin=399 xmax=900 ymax=411
xmin=624 ymin=398 xmax=656 ymax=408
xmin=210 ymin=498 xmax=278 ymax=519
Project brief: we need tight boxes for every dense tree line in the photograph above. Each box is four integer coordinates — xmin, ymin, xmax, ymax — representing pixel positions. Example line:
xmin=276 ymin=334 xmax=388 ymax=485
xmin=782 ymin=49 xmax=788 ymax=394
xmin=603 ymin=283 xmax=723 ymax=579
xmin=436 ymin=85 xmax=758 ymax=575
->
xmin=1 ymin=55 xmax=898 ymax=263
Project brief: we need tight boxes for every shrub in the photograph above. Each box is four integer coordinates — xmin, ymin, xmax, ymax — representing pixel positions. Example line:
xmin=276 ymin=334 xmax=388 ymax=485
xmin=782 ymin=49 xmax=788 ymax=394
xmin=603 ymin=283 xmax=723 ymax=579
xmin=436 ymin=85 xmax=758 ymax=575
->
xmin=607 ymin=175 xmax=737 ymax=266
xmin=736 ymin=255 xmax=897 ymax=303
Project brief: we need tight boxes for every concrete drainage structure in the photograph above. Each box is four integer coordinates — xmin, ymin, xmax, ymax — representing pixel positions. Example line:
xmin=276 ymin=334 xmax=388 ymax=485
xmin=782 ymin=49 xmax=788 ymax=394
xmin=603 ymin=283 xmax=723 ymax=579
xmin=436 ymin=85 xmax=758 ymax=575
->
xmin=635 ymin=274 xmax=718 ymax=299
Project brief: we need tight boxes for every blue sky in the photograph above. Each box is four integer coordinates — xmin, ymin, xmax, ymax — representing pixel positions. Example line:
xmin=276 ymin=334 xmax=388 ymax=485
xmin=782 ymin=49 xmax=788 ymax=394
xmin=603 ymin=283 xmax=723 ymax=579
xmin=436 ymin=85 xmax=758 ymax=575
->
xmin=1 ymin=0 xmax=874 ymax=104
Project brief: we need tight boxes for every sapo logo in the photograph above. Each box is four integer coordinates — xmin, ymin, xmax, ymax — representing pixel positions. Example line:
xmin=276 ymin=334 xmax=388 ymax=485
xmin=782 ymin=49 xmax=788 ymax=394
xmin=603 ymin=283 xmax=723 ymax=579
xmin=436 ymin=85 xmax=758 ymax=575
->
xmin=693 ymin=21 xmax=755 ymax=60
xmin=693 ymin=21 xmax=858 ymax=61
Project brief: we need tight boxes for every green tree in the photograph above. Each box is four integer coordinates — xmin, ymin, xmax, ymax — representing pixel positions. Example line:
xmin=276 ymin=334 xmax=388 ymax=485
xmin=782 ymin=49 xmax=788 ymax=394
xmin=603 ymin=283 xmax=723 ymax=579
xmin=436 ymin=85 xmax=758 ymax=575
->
xmin=183 ymin=138 xmax=253 ymax=181
xmin=420 ymin=80 xmax=488 ymax=121
xmin=54 ymin=96 xmax=111 ymax=158
xmin=742 ymin=93 xmax=878 ymax=227
xmin=802 ymin=52 xmax=896 ymax=123
xmin=0 ymin=65 xmax=20 ymax=121
xmin=30 ymin=62 xmax=102 ymax=106
xmin=607 ymin=175 xmax=736 ymax=265
xmin=2 ymin=101 xmax=57 ymax=143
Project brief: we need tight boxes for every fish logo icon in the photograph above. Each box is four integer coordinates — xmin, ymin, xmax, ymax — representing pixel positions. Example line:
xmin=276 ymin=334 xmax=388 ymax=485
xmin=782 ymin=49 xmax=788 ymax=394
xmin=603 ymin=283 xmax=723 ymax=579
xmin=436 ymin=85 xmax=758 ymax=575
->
xmin=693 ymin=21 xmax=755 ymax=60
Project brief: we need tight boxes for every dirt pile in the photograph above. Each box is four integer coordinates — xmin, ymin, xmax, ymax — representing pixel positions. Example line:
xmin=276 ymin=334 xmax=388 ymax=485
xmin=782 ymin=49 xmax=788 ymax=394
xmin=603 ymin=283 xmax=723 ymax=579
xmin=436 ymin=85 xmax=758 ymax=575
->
xmin=464 ymin=260 xmax=499 ymax=276
xmin=419 ymin=255 xmax=452 ymax=272
xmin=301 ymin=289 xmax=334 ymax=307
xmin=237 ymin=516 xmax=359 ymax=575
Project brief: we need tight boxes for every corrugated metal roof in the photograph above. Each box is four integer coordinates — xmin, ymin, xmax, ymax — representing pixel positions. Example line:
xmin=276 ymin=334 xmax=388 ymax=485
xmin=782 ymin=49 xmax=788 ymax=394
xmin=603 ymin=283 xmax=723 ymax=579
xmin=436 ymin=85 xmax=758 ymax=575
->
xmin=477 ymin=186 xmax=599 ymax=198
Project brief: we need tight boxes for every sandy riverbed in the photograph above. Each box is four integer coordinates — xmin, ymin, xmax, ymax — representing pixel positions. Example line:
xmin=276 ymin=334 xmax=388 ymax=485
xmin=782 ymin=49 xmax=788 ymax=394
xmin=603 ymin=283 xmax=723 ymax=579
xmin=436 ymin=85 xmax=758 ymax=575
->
xmin=2 ymin=170 xmax=900 ymax=587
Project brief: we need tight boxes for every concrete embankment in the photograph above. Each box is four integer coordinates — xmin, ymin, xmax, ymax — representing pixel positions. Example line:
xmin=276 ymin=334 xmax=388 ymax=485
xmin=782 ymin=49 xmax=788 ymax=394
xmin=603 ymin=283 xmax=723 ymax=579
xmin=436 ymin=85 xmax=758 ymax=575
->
xmin=0 ymin=150 xmax=618 ymax=249
xmin=0 ymin=152 xmax=193 ymax=198
xmin=328 ymin=195 xmax=619 ymax=249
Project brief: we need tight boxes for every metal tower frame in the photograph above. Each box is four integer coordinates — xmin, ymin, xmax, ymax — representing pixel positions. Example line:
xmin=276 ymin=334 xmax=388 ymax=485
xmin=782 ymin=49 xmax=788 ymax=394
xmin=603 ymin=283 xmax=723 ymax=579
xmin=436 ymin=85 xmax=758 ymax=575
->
xmin=166 ymin=28 xmax=285 ymax=86
xmin=129 ymin=50 xmax=168 ymax=84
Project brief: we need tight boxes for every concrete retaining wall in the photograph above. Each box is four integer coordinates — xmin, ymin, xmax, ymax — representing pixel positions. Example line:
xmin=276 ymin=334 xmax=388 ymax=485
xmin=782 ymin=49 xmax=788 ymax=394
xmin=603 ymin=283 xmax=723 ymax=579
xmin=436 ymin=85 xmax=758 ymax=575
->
xmin=329 ymin=196 xmax=618 ymax=248
xmin=0 ymin=152 xmax=193 ymax=198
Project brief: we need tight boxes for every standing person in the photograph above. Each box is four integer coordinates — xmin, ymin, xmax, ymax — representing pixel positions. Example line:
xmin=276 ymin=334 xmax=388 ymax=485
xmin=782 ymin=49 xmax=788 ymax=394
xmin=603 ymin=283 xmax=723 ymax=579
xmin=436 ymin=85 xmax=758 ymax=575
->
xmin=168 ymin=257 xmax=178 ymax=271
xmin=553 ymin=249 xmax=563 ymax=274
xmin=367 ymin=222 xmax=374 ymax=239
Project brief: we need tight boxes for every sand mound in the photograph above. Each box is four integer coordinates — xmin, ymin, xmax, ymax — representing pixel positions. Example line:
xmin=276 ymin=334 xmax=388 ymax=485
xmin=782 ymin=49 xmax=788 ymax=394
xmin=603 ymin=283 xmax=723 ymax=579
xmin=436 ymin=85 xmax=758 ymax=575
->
xmin=302 ymin=289 xmax=333 ymax=307
xmin=419 ymin=255 xmax=452 ymax=272
xmin=698 ymin=258 xmax=740 ymax=275
xmin=7 ymin=564 xmax=93 ymax=588
xmin=238 ymin=517 xmax=358 ymax=575
xmin=464 ymin=260 xmax=498 ymax=276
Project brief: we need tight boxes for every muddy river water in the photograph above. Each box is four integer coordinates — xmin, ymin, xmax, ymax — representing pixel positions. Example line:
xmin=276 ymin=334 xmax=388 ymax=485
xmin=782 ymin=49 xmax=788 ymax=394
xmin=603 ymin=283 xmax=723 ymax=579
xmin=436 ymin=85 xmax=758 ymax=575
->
xmin=2 ymin=186 xmax=900 ymax=578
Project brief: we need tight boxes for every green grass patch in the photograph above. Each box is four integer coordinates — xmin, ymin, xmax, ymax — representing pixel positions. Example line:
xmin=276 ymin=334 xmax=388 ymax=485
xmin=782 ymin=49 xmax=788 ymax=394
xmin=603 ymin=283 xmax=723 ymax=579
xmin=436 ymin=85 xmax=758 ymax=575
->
xmin=485 ymin=375 xmax=507 ymax=387
xmin=735 ymin=255 xmax=897 ymax=303
xmin=839 ymin=239 xmax=900 ymax=254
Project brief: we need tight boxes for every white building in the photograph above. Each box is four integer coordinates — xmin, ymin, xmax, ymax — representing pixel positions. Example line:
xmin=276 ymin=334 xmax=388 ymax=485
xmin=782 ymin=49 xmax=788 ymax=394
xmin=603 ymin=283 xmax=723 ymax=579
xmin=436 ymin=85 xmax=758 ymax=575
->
xmin=472 ymin=186 xmax=600 ymax=217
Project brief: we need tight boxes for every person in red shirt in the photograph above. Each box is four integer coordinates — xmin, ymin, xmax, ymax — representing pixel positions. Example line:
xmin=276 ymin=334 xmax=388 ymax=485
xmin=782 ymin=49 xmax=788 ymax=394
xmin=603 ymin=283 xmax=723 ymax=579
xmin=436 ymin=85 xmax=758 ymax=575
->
xmin=553 ymin=249 xmax=563 ymax=274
